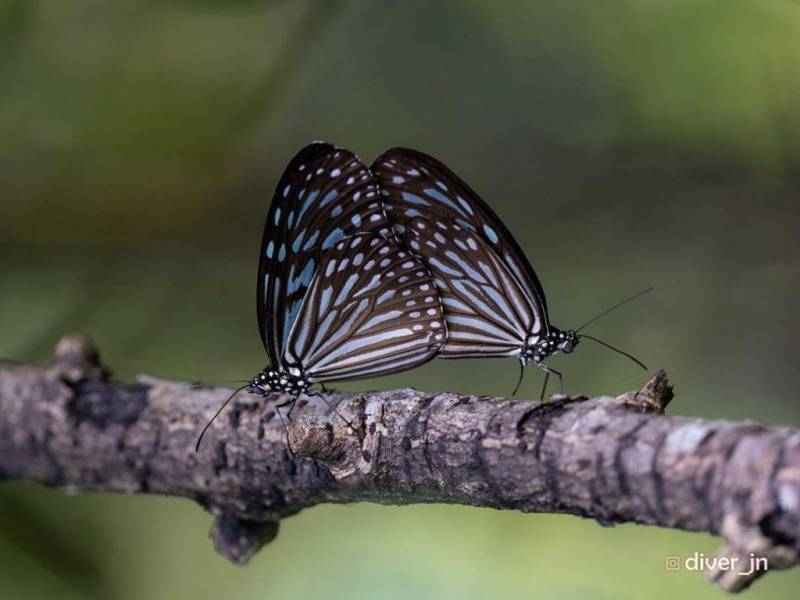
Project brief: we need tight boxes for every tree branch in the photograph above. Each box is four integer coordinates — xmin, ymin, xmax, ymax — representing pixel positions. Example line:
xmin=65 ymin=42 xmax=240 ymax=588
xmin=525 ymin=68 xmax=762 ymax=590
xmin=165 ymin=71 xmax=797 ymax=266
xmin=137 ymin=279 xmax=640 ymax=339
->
xmin=1 ymin=335 xmax=798 ymax=592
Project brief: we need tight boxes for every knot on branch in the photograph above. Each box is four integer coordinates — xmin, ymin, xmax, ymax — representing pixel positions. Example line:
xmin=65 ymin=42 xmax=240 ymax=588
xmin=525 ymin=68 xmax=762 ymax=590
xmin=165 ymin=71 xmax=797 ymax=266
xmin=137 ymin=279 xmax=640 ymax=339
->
xmin=616 ymin=369 xmax=673 ymax=414
xmin=210 ymin=512 xmax=279 ymax=566
xmin=290 ymin=396 xmax=372 ymax=479
xmin=709 ymin=513 xmax=800 ymax=593
xmin=50 ymin=334 xmax=109 ymax=384
xmin=290 ymin=417 xmax=345 ymax=461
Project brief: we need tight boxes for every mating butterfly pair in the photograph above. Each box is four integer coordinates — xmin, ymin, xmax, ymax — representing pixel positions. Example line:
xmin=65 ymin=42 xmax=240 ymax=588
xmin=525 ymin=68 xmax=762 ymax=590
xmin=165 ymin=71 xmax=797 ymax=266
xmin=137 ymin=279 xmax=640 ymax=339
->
xmin=251 ymin=141 xmax=589 ymax=394
xmin=196 ymin=142 xmax=646 ymax=449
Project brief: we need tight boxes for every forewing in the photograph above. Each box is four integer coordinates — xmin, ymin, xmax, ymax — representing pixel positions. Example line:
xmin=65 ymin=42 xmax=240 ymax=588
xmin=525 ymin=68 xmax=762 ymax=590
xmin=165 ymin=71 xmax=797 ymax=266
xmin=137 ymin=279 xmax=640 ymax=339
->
xmin=282 ymin=234 xmax=445 ymax=382
xmin=372 ymin=148 xmax=549 ymax=355
xmin=258 ymin=142 xmax=389 ymax=363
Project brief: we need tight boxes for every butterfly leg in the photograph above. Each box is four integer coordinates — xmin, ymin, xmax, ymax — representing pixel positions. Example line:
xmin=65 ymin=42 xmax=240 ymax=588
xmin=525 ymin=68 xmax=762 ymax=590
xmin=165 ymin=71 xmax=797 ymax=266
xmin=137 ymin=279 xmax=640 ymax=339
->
xmin=272 ymin=398 xmax=296 ymax=457
xmin=512 ymin=362 xmax=525 ymax=397
xmin=537 ymin=364 xmax=563 ymax=399
xmin=284 ymin=399 xmax=296 ymax=422
xmin=274 ymin=397 xmax=295 ymax=412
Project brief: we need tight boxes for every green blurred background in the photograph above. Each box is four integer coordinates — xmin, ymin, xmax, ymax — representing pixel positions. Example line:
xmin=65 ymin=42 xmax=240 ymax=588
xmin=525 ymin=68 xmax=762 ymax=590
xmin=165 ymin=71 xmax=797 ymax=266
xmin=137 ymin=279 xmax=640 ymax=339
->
xmin=2 ymin=1 xmax=799 ymax=598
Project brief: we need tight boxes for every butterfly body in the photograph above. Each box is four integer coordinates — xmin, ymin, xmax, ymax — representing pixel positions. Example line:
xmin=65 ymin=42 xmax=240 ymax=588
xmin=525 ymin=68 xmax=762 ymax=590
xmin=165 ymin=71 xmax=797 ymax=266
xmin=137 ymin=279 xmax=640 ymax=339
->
xmin=371 ymin=148 xmax=577 ymax=379
xmin=250 ymin=366 xmax=310 ymax=397
xmin=522 ymin=328 xmax=579 ymax=367
xmin=370 ymin=147 xmax=649 ymax=397
xmin=252 ymin=142 xmax=445 ymax=402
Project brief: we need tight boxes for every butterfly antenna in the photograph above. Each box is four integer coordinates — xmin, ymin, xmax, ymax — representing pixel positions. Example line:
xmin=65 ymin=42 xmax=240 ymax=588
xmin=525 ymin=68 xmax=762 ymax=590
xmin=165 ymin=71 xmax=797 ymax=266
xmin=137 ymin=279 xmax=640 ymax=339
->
xmin=190 ymin=379 xmax=250 ymax=391
xmin=579 ymin=334 xmax=648 ymax=370
xmin=576 ymin=286 xmax=654 ymax=333
xmin=512 ymin=362 xmax=525 ymax=397
xmin=195 ymin=384 xmax=249 ymax=452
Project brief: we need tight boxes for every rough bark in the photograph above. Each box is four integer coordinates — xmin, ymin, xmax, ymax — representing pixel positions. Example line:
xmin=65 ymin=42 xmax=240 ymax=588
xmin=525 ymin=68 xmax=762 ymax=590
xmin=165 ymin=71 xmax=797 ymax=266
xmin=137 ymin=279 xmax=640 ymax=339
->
xmin=1 ymin=335 xmax=798 ymax=592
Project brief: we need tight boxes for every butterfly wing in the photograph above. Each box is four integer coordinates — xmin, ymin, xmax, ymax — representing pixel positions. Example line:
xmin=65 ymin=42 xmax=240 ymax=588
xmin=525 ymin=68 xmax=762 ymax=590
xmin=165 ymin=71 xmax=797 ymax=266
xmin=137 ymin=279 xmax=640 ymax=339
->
xmin=282 ymin=233 xmax=445 ymax=382
xmin=372 ymin=148 xmax=550 ymax=358
xmin=258 ymin=142 xmax=389 ymax=364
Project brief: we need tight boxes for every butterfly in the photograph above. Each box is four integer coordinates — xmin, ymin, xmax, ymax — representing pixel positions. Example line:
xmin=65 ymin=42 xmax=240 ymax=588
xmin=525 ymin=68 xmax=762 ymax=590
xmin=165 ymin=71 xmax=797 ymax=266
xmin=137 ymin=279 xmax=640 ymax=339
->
xmin=371 ymin=147 xmax=647 ymax=396
xmin=196 ymin=143 xmax=445 ymax=450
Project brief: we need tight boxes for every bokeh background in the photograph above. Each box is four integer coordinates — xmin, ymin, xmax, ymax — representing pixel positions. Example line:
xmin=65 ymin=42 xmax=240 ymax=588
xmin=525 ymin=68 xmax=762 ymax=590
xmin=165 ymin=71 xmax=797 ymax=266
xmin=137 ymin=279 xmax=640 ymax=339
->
xmin=2 ymin=1 xmax=800 ymax=598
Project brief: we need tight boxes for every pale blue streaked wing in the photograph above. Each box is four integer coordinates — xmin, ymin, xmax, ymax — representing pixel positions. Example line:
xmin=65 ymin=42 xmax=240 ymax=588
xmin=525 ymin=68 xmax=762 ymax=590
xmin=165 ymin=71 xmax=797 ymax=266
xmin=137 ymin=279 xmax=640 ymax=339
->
xmin=257 ymin=142 xmax=390 ymax=364
xmin=371 ymin=148 xmax=550 ymax=358
xmin=281 ymin=233 xmax=445 ymax=382
xmin=399 ymin=217 xmax=540 ymax=357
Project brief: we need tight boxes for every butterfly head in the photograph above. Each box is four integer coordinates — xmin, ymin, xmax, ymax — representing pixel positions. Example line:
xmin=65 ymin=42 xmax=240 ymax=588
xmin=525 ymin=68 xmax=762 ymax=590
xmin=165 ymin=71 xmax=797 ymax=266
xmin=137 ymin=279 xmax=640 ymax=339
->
xmin=522 ymin=328 xmax=580 ymax=366
xmin=558 ymin=329 xmax=579 ymax=354
xmin=250 ymin=366 xmax=310 ymax=397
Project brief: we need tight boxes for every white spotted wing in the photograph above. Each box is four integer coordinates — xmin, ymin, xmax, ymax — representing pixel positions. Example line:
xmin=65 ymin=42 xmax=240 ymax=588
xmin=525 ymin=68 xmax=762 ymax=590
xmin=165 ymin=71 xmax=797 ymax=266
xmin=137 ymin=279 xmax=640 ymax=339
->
xmin=258 ymin=142 xmax=390 ymax=365
xmin=372 ymin=148 xmax=550 ymax=358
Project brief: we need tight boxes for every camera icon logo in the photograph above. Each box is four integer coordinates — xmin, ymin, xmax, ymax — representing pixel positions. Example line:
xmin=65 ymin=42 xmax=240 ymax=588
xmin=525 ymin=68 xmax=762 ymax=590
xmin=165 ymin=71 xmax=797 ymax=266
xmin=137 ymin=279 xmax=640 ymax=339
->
xmin=665 ymin=556 xmax=681 ymax=571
